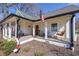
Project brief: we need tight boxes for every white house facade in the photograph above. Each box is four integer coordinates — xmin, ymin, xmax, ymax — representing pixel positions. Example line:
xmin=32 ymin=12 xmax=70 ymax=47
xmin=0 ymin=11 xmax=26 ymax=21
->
xmin=0 ymin=5 xmax=79 ymax=48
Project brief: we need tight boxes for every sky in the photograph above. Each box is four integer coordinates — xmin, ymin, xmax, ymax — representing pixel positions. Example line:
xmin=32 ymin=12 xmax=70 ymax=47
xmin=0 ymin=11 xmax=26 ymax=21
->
xmin=1 ymin=3 xmax=79 ymax=20
xmin=36 ymin=3 xmax=69 ymax=13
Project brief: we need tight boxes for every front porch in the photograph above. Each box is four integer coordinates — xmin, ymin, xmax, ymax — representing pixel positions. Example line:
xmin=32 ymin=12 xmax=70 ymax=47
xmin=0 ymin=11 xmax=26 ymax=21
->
xmin=0 ymin=19 xmax=70 ymax=47
xmin=0 ymin=14 xmax=76 ymax=48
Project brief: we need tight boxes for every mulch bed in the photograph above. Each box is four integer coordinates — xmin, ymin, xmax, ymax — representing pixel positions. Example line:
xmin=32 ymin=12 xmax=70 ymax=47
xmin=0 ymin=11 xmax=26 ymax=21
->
xmin=9 ymin=40 xmax=73 ymax=56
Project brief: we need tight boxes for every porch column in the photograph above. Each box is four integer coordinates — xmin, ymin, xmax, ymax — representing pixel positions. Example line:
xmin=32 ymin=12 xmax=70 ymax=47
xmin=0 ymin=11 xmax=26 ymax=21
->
xmin=45 ymin=22 xmax=48 ymax=39
xmin=15 ymin=20 xmax=20 ymax=44
xmin=66 ymin=20 xmax=71 ymax=42
xmin=3 ymin=25 xmax=5 ymax=38
xmin=33 ymin=24 xmax=35 ymax=37
xmin=5 ymin=24 xmax=7 ymax=37
xmin=15 ymin=18 xmax=21 ymax=44
xmin=8 ymin=23 xmax=11 ymax=38
xmin=15 ymin=20 xmax=18 ymax=38
xmin=73 ymin=16 xmax=76 ymax=41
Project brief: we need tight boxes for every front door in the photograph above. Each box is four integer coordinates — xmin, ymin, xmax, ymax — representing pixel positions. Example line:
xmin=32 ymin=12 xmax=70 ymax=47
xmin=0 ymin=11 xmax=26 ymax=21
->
xmin=35 ymin=25 xmax=39 ymax=35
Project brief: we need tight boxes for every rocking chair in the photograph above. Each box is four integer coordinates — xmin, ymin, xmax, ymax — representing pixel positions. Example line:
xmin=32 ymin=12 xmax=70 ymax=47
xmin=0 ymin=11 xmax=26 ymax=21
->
xmin=52 ymin=29 xmax=65 ymax=40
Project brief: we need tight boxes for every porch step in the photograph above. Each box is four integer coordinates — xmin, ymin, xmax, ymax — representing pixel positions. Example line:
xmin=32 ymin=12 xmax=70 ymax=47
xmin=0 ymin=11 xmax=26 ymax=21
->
xmin=19 ymin=36 xmax=68 ymax=47
xmin=34 ymin=38 xmax=67 ymax=47
xmin=20 ymin=38 xmax=33 ymax=44
xmin=19 ymin=36 xmax=33 ymax=42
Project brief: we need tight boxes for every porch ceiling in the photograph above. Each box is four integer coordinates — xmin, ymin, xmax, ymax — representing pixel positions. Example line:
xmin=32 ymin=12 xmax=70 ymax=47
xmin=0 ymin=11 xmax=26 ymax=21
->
xmin=0 ymin=16 xmax=17 ymax=24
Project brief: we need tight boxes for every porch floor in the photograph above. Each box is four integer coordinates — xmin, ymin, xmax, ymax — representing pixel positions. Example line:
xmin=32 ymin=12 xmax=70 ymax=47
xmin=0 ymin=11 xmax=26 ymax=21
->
xmin=19 ymin=35 xmax=68 ymax=47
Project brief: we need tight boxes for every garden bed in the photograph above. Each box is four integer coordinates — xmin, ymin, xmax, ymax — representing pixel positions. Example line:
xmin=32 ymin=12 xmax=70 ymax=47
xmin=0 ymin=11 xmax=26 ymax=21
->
xmin=0 ymin=40 xmax=16 ymax=56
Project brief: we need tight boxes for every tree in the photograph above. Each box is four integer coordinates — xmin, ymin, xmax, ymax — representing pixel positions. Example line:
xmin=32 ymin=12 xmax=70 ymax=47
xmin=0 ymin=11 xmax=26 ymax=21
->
xmin=0 ymin=3 xmax=10 ymax=19
xmin=12 ymin=3 xmax=41 ymax=17
xmin=0 ymin=3 xmax=41 ymax=20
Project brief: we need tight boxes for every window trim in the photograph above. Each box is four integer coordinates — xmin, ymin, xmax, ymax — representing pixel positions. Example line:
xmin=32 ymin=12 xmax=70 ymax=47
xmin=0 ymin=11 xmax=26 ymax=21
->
xmin=51 ymin=23 xmax=58 ymax=32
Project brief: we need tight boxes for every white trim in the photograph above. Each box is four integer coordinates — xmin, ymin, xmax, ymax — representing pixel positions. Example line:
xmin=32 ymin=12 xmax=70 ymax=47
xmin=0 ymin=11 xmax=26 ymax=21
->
xmin=34 ymin=38 xmax=46 ymax=42
xmin=20 ymin=38 xmax=33 ymax=44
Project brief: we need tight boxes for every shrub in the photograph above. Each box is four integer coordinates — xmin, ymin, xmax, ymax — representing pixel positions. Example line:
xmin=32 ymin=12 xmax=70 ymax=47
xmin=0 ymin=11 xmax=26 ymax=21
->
xmin=34 ymin=50 xmax=45 ymax=56
xmin=3 ymin=41 xmax=16 ymax=55
xmin=0 ymin=40 xmax=16 ymax=55
xmin=0 ymin=40 xmax=7 ymax=50
xmin=22 ymin=46 xmax=31 ymax=52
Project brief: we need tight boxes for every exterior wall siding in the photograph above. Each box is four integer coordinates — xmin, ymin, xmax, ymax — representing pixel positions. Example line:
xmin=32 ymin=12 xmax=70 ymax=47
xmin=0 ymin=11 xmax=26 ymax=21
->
xmin=19 ymin=19 xmax=33 ymax=35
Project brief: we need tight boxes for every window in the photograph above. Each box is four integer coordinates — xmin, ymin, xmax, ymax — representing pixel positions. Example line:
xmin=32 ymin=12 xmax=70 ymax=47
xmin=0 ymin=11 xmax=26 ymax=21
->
xmin=51 ymin=23 xmax=57 ymax=32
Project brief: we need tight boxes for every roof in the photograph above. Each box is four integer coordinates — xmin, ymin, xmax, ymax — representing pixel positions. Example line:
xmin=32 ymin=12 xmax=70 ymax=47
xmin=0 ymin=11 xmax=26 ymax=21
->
xmin=16 ymin=10 xmax=39 ymax=20
xmin=44 ymin=5 xmax=79 ymax=18
xmin=0 ymin=14 xmax=37 ymax=24
xmin=0 ymin=5 xmax=79 ymax=23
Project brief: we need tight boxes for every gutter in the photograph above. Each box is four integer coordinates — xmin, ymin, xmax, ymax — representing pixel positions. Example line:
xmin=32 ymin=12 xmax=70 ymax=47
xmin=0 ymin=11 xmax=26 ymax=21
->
xmin=70 ymin=14 xmax=75 ymax=48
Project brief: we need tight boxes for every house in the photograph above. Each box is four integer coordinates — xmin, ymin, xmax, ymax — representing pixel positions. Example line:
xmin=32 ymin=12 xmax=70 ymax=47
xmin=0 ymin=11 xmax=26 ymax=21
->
xmin=0 ymin=5 xmax=79 ymax=48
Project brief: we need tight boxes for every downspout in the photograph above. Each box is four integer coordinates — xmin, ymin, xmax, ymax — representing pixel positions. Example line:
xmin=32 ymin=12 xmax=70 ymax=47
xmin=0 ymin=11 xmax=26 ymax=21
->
xmin=1 ymin=25 xmax=3 ymax=38
xmin=13 ymin=18 xmax=21 ymax=53
xmin=70 ymin=14 xmax=75 ymax=48
xmin=17 ymin=18 xmax=20 ymax=39
xmin=16 ymin=18 xmax=20 ymax=45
